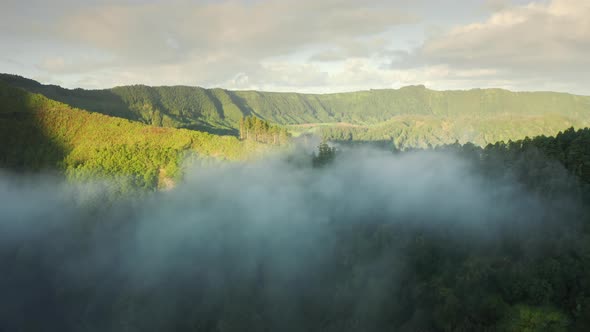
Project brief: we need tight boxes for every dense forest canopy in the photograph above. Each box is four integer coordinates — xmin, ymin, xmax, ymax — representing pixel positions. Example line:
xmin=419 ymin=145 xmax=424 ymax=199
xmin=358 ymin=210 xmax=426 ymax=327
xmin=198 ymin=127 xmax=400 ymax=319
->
xmin=2 ymin=74 xmax=590 ymax=148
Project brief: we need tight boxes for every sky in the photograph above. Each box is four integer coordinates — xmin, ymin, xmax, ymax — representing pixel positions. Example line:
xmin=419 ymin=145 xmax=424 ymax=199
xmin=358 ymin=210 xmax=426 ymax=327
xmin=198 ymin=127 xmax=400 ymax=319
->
xmin=1 ymin=0 xmax=589 ymax=94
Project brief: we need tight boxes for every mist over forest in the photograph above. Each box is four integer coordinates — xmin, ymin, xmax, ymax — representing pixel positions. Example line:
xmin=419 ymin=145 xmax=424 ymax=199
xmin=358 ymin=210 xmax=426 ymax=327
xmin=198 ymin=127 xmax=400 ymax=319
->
xmin=2 ymin=142 xmax=590 ymax=331
xmin=2 ymin=0 xmax=590 ymax=328
xmin=1 ymin=71 xmax=590 ymax=331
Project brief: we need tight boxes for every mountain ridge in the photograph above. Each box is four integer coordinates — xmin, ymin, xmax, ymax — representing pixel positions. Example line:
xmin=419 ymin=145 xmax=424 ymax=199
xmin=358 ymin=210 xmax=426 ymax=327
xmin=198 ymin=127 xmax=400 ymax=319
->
xmin=0 ymin=80 xmax=268 ymax=191
xmin=4 ymin=74 xmax=589 ymax=97
xmin=2 ymin=73 xmax=590 ymax=148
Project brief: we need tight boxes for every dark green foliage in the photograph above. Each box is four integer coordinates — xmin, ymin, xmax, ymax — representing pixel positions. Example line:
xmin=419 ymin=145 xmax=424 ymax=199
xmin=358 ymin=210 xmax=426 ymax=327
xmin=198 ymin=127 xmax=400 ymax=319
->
xmin=474 ymin=127 xmax=590 ymax=187
xmin=0 ymin=81 xmax=67 ymax=171
xmin=312 ymin=141 xmax=337 ymax=168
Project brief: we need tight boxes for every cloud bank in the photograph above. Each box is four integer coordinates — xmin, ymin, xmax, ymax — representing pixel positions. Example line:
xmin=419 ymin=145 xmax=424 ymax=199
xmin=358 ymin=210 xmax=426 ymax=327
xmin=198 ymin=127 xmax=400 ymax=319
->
xmin=394 ymin=0 xmax=590 ymax=92
xmin=1 ymin=0 xmax=588 ymax=94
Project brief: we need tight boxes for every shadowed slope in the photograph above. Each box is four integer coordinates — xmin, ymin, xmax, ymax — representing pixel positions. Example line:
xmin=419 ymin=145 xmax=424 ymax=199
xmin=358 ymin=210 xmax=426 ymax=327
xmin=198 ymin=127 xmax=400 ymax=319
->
xmin=0 ymin=81 xmax=67 ymax=171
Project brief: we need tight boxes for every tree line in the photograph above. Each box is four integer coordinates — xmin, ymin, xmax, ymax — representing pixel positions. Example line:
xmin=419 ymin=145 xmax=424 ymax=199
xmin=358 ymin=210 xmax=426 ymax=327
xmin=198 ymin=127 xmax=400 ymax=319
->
xmin=239 ymin=115 xmax=290 ymax=145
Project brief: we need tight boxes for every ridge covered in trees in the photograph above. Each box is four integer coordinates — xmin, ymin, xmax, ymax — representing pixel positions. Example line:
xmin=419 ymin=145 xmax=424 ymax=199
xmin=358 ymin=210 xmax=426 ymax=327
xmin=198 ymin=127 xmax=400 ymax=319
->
xmin=0 ymin=82 xmax=269 ymax=192
xmin=2 ymin=74 xmax=590 ymax=148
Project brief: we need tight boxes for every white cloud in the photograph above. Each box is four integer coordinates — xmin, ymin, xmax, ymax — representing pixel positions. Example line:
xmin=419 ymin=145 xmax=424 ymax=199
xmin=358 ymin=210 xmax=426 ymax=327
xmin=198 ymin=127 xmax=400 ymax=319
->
xmin=1 ymin=0 xmax=588 ymax=94
xmin=38 ymin=57 xmax=66 ymax=72
xmin=52 ymin=0 xmax=413 ymax=65
xmin=394 ymin=0 xmax=590 ymax=93
xmin=0 ymin=0 xmax=417 ymax=91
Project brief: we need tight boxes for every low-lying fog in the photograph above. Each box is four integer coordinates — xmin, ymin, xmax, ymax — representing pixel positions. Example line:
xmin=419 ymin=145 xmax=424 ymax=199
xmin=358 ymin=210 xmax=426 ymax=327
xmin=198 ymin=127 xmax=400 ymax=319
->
xmin=0 ymin=148 xmax=583 ymax=331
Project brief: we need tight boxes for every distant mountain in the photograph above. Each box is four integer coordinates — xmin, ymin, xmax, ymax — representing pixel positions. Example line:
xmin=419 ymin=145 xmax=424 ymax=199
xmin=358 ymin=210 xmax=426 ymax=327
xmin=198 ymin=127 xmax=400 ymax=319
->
xmin=2 ymin=74 xmax=590 ymax=148
xmin=0 ymin=81 xmax=266 ymax=191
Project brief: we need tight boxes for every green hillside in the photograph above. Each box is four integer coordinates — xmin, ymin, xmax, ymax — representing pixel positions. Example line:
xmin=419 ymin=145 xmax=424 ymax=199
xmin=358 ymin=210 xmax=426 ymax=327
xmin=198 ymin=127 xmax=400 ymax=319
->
xmin=0 ymin=82 xmax=267 ymax=192
xmin=2 ymin=74 xmax=589 ymax=148
xmin=317 ymin=112 xmax=589 ymax=149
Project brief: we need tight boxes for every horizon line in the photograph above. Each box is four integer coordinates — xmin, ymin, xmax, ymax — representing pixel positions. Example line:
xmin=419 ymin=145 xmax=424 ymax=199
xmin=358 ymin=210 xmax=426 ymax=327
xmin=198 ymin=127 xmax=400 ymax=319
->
xmin=1 ymin=73 xmax=588 ymax=97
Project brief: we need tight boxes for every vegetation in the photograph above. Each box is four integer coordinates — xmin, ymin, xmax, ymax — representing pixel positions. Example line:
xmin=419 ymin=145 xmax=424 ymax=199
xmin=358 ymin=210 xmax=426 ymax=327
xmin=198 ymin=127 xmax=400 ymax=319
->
xmin=393 ymin=129 xmax=590 ymax=331
xmin=0 ymin=82 xmax=268 ymax=192
xmin=239 ymin=115 xmax=290 ymax=145
xmin=2 ymin=127 xmax=590 ymax=331
xmin=312 ymin=141 xmax=337 ymax=168
xmin=2 ymin=74 xmax=590 ymax=148
xmin=319 ymin=112 xmax=590 ymax=149
xmin=3 ymin=73 xmax=590 ymax=331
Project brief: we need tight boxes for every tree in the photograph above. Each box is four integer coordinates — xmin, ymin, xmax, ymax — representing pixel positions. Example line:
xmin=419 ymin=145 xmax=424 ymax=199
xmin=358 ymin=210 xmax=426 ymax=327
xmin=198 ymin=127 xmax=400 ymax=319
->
xmin=312 ymin=141 xmax=336 ymax=168
xmin=238 ymin=115 xmax=290 ymax=145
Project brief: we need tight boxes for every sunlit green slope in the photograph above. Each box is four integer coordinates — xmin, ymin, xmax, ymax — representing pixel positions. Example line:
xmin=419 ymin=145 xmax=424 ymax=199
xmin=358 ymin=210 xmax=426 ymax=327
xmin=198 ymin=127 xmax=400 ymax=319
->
xmin=0 ymin=82 xmax=266 ymax=191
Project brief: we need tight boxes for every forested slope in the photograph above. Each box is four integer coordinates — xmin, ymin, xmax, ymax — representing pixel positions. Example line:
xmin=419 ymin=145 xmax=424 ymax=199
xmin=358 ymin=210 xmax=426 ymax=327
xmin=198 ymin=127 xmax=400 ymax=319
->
xmin=0 ymin=82 xmax=267 ymax=191
xmin=2 ymin=74 xmax=589 ymax=148
xmin=319 ymin=112 xmax=590 ymax=149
